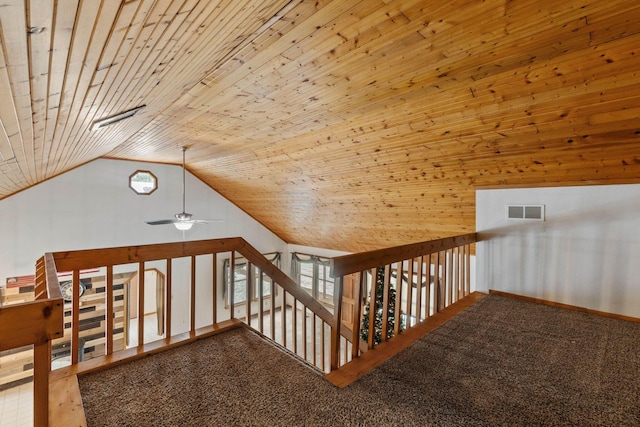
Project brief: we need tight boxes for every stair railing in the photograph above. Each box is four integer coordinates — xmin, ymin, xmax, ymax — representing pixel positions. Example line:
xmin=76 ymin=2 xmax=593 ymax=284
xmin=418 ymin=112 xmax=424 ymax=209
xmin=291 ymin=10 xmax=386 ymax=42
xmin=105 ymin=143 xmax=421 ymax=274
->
xmin=0 ymin=254 xmax=64 ymax=427
xmin=328 ymin=233 xmax=477 ymax=367
xmin=43 ymin=237 xmax=354 ymax=374
xmin=23 ymin=234 xmax=476 ymax=424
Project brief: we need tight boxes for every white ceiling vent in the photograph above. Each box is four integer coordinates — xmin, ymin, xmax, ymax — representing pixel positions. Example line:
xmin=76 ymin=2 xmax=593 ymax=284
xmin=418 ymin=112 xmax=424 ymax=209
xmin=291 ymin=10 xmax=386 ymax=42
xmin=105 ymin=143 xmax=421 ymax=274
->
xmin=506 ymin=205 xmax=545 ymax=221
xmin=92 ymin=105 xmax=145 ymax=131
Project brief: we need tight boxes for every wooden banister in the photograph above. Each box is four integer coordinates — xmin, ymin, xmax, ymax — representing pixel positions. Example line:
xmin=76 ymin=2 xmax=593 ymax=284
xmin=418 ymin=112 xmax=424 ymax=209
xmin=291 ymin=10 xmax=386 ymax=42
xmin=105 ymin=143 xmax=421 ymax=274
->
xmin=18 ymin=234 xmax=477 ymax=425
xmin=51 ymin=237 xmax=244 ymax=271
xmin=0 ymin=254 xmax=64 ymax=426
xmin=237 ymin=241 xmax=334 ymax=326
xmin=328 ymin=233 xmax=478 ymax=370
xmin=330 ymin=233 xmax=477 ymax=278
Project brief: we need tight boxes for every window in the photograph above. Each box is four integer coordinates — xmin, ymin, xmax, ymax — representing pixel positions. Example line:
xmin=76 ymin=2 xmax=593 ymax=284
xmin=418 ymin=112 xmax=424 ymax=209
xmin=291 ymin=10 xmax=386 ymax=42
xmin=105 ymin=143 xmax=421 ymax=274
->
xmin=223 ymin=253 xmax=281 ymax=305
xmin=291 ymin=253 xmax=334 ymax=305
xmin=129 ymin=170 xmax=157 ymax=195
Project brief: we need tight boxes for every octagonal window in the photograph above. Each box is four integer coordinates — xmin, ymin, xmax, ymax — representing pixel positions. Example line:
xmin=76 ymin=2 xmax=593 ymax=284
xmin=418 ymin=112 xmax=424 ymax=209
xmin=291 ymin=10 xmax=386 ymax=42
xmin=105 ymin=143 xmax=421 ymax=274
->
xmin=129 ymin=170 xmax=157 ymax=195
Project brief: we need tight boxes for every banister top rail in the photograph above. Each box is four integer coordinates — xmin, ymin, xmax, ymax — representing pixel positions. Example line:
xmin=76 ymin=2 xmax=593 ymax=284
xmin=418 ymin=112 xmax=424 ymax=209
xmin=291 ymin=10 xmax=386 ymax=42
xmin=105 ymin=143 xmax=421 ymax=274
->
xmin=52 ymin=237 xmax=244 ymax=271
xmin=237 ymin=240 xmax=353 ymax=341
xmin=0 ymin=254 xmax=64 ymax=351
xmin=44 ymin=253 xmax=62 ymax=300
xmin=330 ymin=232 xmax=477 ymax=278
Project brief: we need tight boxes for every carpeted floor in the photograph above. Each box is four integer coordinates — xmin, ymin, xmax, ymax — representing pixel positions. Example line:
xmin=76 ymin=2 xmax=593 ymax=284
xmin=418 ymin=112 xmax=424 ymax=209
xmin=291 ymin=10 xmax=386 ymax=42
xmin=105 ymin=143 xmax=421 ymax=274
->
xmin=78 ymin=295 xmax=640 ymax=426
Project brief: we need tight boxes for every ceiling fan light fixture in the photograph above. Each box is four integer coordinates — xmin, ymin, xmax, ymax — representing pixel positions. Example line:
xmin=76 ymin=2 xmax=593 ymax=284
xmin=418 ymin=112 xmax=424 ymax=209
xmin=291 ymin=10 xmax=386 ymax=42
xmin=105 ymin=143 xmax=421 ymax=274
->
xmin=174 ymin=222 xmax=193 ymax=231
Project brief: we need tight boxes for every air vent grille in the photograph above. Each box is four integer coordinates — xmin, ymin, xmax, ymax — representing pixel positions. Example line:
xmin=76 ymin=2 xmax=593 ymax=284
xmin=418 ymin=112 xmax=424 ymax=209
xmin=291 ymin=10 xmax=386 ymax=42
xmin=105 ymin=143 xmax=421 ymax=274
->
xmin=506 ymin=204 xmax=545 ymax=221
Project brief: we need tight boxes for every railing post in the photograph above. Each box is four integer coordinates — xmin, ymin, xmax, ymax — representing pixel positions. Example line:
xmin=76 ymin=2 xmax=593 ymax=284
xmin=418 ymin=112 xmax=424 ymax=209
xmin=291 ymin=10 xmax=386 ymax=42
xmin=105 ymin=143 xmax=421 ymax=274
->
xmin=212 ymin=254 xmax=217 ymax=325
xmin=330 ymin=276 xmax=344 ymax=370
xmin=138 ymin=262 xmax=145 ymax=346
xmin=166 ymin=259 xmax=172 ymax=339
xmin=33 ymin=341 xmax=51 ymax=427
xmin=352 ymin=273 xmax=364 ymax=359
xmin=106 ymin=266 xmax=114 ymax=355
xmin=71 ymin=270 xmax=80 ymax=365
xmin=381 ymin=265 xmax=391 ymax=342
xmin=191 ymin=256 xmax=197 ymax=332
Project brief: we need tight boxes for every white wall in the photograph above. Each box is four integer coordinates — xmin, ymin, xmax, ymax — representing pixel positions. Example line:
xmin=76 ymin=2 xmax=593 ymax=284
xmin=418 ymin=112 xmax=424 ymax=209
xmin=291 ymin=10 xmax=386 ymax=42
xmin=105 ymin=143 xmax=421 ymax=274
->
xmin=476 ymin=184 xmax=640 ymax=318
xmin=0 ymin=158 xmax=287 ymax=333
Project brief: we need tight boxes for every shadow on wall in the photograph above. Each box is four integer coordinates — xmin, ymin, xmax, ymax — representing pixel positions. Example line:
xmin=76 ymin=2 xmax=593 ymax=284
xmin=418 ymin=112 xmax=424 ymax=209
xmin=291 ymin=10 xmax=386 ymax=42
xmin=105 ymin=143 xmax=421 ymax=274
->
xmin=477 ymin=197 xmax=640 ymax=318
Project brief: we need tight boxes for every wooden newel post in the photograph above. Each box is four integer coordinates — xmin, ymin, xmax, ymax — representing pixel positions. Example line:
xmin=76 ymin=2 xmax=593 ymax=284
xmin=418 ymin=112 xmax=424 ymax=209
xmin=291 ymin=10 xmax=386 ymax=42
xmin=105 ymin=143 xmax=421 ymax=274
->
xmin=330 ymin=276 xmax=344 ymax=370
xmin=33 ymin=341 xmax=51 ymax=427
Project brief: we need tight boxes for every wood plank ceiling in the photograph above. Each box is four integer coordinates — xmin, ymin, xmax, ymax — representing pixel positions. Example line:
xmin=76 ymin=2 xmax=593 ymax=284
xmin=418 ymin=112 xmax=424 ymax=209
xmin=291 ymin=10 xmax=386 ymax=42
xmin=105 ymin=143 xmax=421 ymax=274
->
xmin=1 ymin=0 xmax=639 ymax=252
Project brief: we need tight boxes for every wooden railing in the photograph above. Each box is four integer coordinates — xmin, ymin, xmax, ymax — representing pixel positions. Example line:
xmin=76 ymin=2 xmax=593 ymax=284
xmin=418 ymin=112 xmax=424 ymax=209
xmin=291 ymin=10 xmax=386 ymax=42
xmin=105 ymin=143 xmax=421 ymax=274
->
xmin=44 ymin=238 xmax=354 ymax=374
xmin=0 ymin=254 xmax=64 ymax=427
xmin=16 ymin=234 xmax=477 ymax=424
xmin=329 ymin=233 xmax=477 ymax=367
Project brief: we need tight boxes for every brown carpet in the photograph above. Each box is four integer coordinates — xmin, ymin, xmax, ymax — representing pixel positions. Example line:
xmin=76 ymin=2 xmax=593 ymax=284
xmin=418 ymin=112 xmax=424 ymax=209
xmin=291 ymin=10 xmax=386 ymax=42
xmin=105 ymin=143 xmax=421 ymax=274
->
xmin=78 ymin=295 xmax=640 ymax=426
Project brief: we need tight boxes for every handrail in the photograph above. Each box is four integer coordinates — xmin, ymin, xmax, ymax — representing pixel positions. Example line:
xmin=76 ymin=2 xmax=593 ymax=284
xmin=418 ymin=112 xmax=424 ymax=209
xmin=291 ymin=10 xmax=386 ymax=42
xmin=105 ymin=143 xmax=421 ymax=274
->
xmin=238 ymin=241 xmax=334 ymax=325
xmin=330 ymin=233 xmax=477 ymax=277
xmin=52 ymin=237 xmax=243 ymax=271
xmin=237 ymin=240 xmax=355 ymax=343
xmin=328 ymin=233 xmax=477 ymax=369
xmin=0 ymin=253 xmax=64 ymax=427
xmin=21 ymin=234 xmax=477 ymax=425
xmin=24 ymin=236 xmax=360 ymax=425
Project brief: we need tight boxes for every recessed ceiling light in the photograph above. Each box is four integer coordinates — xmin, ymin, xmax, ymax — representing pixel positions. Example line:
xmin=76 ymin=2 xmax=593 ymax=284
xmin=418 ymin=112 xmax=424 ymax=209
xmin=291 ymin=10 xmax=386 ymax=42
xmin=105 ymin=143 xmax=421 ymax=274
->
xmin=92 ymin=105 xmax=146 ymax=131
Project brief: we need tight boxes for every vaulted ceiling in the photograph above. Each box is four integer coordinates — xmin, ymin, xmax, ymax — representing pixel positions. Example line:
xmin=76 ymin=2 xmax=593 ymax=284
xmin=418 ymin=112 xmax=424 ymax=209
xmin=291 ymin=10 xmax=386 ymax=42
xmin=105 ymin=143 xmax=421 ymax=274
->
xmin=1 ymin=0 xmax=639 ymax=252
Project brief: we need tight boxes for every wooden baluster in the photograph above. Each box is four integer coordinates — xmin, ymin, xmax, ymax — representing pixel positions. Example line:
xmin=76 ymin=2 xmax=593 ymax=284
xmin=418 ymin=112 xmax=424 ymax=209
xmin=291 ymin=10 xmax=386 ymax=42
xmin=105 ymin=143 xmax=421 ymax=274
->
xmin=458 ymin=246 xmax=463 ymax=301
xmin=229 ymin=252 xmax=235 ymax=319
xmin=281 ymin=289 xmax=287 ymax=347
xmin=465 ymin=244 xmax=471 ymax=296
xmin=71 ymin=269 xmax=80 ymax=365
xmin=320 ymin=321 xmax=325 ymax=372
xmin=448 ymin=249 xmax=454 ymax=307
xmin=270 ymin=281 xmax=276 ymax=340
xmin=191 ymin=256 xmax=197 ymax=333
xmin=33 ymin=341 xmax=51 ymax=427
xmin=416 ymin=257 xmax=423 ymax=323
xmin=425 ymin=253 xmax=432 ymax=317
xmin=311 ymin=314 xmax=317 ymax=367
xmin=367 ymin=269 xmax=377 ymax=349
xmin=406 ymin=258 xmax=414 ymax=327
xmin=292 ymin=298 xmax=298 ymax=354
xmin=302 ymin=306 xmax=307 ymax=360
xmin=435 ymin=252 xmax=442 ymax=313
xmin=34 ymin=257 xmax=45 ymax=299
xmin=106 ymin=265 xmax=114 ymax=355
xmin=381 ymin=265 xmax=391 ymax=343
xmin=342 ymin=336 xmax=348 ymax=364
xmin=330 ymin=276 xmax=343 ymax=370
xmin=394 ymin=263 xmax=403 ymax=337
xmin=246 ymin=262 xmax=253 ymax=327
xmin=138 ymin=262 xmax=145 ymax=346
xmin=352 ymin=272 xmax=364 ymax=358
xmin=258 ymin=270 xmax=264 ymax=334
xmin=166 ymin=259 xmax=172 ymax=340
xmin=212 ymin=255 xmax=217 ymax=325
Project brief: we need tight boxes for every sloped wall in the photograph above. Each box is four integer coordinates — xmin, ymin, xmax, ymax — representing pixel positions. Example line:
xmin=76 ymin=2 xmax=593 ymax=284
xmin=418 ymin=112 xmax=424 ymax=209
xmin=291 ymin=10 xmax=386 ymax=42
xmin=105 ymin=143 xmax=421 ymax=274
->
xmin=0 ymin=158 xmax=286 ymax=276
xmin=0 ymin=158 xmax=288 ymax=334
xmin=476 ymin=184 xmax=640 ymax=318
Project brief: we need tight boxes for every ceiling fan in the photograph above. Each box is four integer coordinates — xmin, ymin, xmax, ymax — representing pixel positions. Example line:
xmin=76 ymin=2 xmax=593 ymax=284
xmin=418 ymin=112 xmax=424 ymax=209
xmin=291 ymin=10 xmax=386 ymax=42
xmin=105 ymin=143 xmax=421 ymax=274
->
xmin=146 ymin=147 xmax=222 ymax=231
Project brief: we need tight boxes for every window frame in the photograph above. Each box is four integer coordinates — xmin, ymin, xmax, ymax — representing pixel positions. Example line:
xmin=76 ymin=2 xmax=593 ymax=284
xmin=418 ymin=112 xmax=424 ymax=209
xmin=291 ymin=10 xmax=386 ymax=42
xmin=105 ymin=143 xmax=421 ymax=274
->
xmin=222 ymin=252 xmax=281 ymax=307
xmin=291 ymin=252 xmax=334 ymax=306
xmin=128 ymin=170 xmax=158 ymax=195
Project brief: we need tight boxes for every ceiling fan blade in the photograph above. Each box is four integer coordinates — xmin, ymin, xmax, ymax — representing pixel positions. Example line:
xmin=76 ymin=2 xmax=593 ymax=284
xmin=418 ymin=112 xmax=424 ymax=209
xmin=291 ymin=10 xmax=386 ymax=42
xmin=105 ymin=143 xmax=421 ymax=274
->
xmin=146 ymin=219 xmax=177 ymax=225
xmin=191 ymin=219 xmax=224 ymax=223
